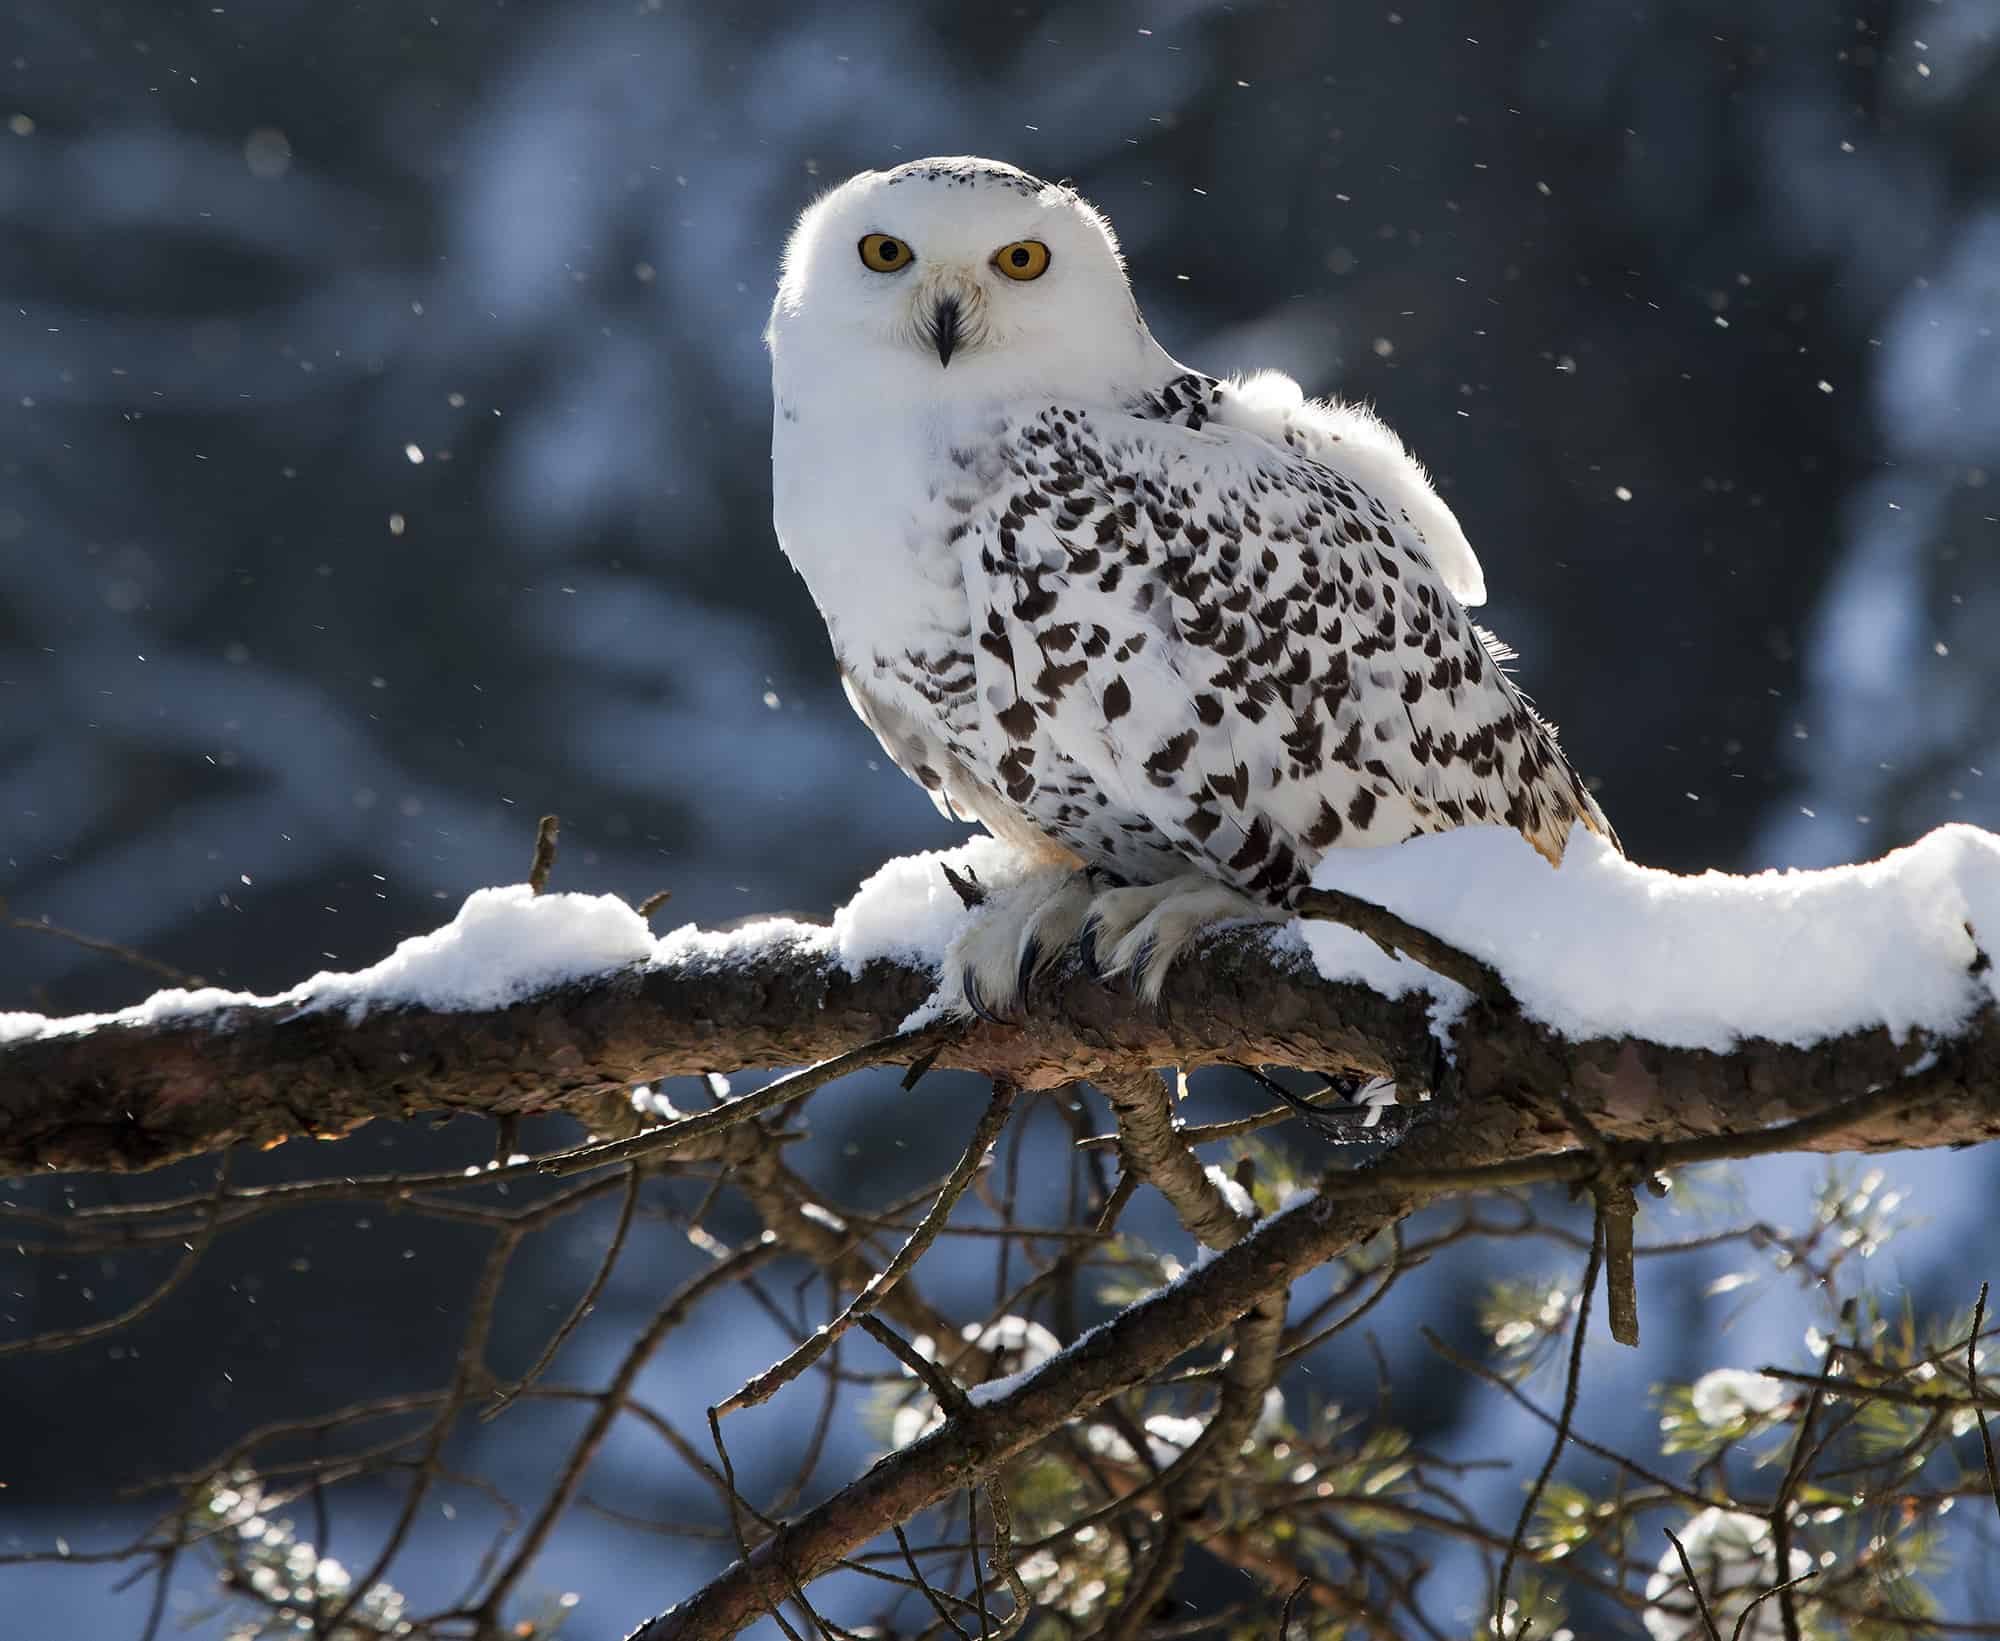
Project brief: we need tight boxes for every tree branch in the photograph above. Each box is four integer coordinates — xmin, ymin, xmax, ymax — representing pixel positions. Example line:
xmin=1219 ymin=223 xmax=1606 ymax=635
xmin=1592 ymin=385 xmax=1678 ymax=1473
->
xmin=626 ymin=1108 xmax=1541 ymax=1640
xmin=9 ymin=884 xmax=1998 ymax=1640
xmin=3 ymin=913 xmax=1994 ymax=1177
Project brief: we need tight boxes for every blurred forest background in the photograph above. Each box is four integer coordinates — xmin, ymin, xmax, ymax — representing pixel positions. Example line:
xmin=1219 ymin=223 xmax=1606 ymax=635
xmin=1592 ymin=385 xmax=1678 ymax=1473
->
xmin=4 ymin=0 xmax=1998 ymax=1635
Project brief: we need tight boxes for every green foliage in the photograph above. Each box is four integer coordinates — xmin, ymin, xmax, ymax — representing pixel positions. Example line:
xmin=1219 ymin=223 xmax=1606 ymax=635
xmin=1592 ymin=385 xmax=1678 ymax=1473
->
xmin=1479 ymin=1273 xmax=1578 ymax=1372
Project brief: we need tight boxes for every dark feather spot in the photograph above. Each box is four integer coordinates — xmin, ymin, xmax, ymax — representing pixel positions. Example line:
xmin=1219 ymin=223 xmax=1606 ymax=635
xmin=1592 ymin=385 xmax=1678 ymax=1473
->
xmin=1226 ymin=815 xmax=1273 ymax=873
xmin=996 ymin=700 xmax=1038 ymax=740
xmin=1034 ymin=659 xmax=1087 ymax=697
xmin=1144 ymin=730 xmax=1198 ymax=783
xmin=1303 ymin=800 xmax=1344 ymax=849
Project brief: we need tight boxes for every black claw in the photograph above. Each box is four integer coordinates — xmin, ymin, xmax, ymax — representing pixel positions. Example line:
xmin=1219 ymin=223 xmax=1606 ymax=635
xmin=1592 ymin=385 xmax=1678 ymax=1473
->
xmin=962 ymin=972 xmax=1009 ymax=1027
xmin=1129 ymin=936 xmax=1156 ymax=988
xmin=1015 ymin=935 xmax=1042 ymax=1003
xmin=1079 ymin=921 xmax=1107 ymax=981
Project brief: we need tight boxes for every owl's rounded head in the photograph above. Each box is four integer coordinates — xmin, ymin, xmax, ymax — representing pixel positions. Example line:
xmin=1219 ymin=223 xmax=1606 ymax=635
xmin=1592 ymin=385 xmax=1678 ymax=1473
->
xmin=767 ymin=157 xmax=1168 ymax=398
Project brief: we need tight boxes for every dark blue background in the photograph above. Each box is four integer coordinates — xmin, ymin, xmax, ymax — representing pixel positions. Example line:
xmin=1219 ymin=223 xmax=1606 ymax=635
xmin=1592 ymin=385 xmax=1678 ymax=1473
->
xmin=5 ymin=1 xmax=1998 ymax=1634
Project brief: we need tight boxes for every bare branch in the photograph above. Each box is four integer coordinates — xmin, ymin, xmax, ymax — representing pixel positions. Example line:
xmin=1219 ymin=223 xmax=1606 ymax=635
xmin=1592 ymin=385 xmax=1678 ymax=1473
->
xmin=1971 ymin=1282 xmax=2000 ymax=1529
xmin=626 ymin=1105 xmax=1526 ymax=1640
xmin=1494 ymin=1208 xmax=1602 ymax=1640
xmin=1293 ymin=884 xmax=1509 ymax=1004
xmin=719 ymin=1079 xmax=1018 ymax=1415
xmin=1662 ymin=1529 xmax=1725 ymax=1641
xmin=1091 ymin=1069 xmax=1247 ymax=1249
xmin=527 ymin=813 xmax=561 ymax=895
xmin=2 ymin=902 xmax=208 ymax=991
xmin=470 ymin=1235 xmax=777 ymax=1630
xmin=483 ymin=1165 xmax=643 ymax=1416
xmin=11 ymin=876 xmax=2000 ymax=1641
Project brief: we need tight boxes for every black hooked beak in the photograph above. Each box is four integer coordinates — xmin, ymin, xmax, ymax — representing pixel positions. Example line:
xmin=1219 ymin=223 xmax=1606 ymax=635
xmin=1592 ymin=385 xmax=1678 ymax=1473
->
xmin=930 ymin=295 xmax=961 ymax=368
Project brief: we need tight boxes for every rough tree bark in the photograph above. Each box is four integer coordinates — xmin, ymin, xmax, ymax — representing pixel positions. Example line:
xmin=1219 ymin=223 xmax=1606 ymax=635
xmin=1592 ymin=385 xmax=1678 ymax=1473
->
xmin=5 ymin=902 xmax=1995 ymax=1640
xmin=3 ymin=922 xmax=1995 ymax=1177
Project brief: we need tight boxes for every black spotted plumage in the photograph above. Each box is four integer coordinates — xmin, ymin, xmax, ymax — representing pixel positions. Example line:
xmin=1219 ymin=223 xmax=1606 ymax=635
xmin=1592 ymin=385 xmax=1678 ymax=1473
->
xmin=840 ymin=373 xmax=1615 ymax=908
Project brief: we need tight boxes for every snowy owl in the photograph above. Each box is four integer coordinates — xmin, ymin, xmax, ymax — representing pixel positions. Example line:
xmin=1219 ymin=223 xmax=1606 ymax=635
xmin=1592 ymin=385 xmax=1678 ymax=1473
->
xmin=767 ymin=156 xmax=1614 ymax=1016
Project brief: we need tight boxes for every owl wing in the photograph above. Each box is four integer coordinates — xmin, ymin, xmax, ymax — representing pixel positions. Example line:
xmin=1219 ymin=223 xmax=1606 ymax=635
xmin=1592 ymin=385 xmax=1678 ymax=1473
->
xmin=957 ymin=396 xmax=1614 ymax=903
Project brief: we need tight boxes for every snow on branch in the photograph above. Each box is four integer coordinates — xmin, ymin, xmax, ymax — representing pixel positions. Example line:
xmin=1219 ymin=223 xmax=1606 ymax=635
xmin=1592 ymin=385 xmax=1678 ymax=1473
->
xmin=10 ymin=823 xmax=2000 ymax=1641
xmin=2 ymin=826 xmax=1999 ymax=1178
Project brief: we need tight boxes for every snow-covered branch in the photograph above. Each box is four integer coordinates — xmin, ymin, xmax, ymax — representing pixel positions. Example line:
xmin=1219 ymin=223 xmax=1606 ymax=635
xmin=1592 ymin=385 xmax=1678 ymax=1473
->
xmin=11 ymin=824 xmax=2000 ymax=1640
xmin=4 ymin=828 xmax=2000 ymax=1177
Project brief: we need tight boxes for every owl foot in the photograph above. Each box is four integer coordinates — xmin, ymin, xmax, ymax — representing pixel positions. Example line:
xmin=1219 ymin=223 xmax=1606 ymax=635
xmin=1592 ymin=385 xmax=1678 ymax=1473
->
xmin=939 ymin=865 xmax=1095 ymax=1022
xmin=1082 ymin=875 xmax=1279 ymax=1004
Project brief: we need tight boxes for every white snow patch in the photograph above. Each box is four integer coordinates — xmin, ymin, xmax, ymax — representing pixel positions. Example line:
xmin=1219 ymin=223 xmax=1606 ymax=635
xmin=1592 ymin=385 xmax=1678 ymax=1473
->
xmin=308 ymin=884 xmax=655 ymax=1017
xmin=965 ymin=1368 xmax=1033 ymax=1407
xmin=0 ymin=883 xmax=658 ymax=1044
xmin=650 ymin=915 xmax=830 ymax=971
xmin=0 ymin=842 xmax=1021 ymax=1048
xmin=1 ymin=984 xmax=270 ymax=1045
xmin=890 ymin=1314 xmax=1061 ymax=1444
xmin=828 ymin=834 xmax=1027 ymax=974
xmin=1203 ymin=1164 xmax=1257 ymax=1222
xmin=1300 ymin=822 xmax=2000 ymax=1050
xmin=17 ymin=822 xmax=1997 ymax=1061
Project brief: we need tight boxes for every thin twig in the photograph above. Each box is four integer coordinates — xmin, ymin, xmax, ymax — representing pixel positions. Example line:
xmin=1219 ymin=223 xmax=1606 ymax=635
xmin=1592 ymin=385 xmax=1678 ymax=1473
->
xmin=721 ymin=1080 xmax=1018 ymax=1415
xmin=1553 ymin=1088 xmax=1641 ymax=1348
xmin=316 ymin=1226 xmax=521 ymax=1635
xmin=2 ymin=904 xmax=208 ymax=990
xmin=765 ymin=1274 xmax=846 ymax=1517
xmin=970 ymin=1489 xmax=990 ymax=1641
xmin=1753 ymin=1365 xmax=2000 ymax=1412
xmin=536 ymin=1018 xmax=963 ymax=1178
xmin=982 ymin=1477 xmax=1030 ymax=1641
xmin=1103 ymin=1515 xmax=1191 ymax=1641
xmin=484 ymin=1164 xmax=644 ymax=1417
xmin=1494 ymin=1208 xmax=1604 ymax=1641
xmin=1732 ymin=1571 xmax=1819 ymax=1641
xmin=474 ymin=1236 xmax=778 ymax=1627
xmin=1970 ymin=1282 xmax=2000 ymax=1530
xmin=895 ymin=1520 xmax=972 ymax=1641
xmin=1771 ymin=1316 xmax=1841 ymax=1641
xmin=859 ymin=1313 xmax=974 ymax=1421
xmin=1663 ymin=1529 xmax=1725 ymax=1641
xmin=528 ymin=813 xmax=561 ymax=894
xmin=1278 ymin=1577 xmax=1313 ymax=1641
xmin=1276 ymin=1227 xmax=1404 ymax=1368
xmin=1294 ymin=884 xmax=1509 ymax=1004
xmin=2 ymin=1155 xmax=231 ymax=1357
xmin=1293 ymin=1069 xmax=1948 ymax=1208
xmin=1596 ymin=1175 xmax=1641 ymax=1347
xmin=707 ymin=1405 xmax=806 ymax=1641
xmin=1426 ymin=1329 xmax=1721 ymax=1511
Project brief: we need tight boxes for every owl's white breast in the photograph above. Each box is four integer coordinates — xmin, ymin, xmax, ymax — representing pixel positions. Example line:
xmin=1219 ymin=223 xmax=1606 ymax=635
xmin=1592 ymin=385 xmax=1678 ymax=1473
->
xmin=770 ymin=387 xmax=984 ymax=669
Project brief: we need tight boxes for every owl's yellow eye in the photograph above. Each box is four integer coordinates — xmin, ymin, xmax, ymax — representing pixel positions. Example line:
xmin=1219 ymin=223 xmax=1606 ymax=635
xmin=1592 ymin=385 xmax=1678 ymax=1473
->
xmin=993 ymin=240 xmax=1051 ymax=281
xmin=858 ymin=233 xmax=913 ymax=272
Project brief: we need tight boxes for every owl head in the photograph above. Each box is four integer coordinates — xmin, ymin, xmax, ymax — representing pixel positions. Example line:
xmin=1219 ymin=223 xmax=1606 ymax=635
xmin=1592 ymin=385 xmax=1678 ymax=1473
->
xmin=766 ymin=156 xmax=1168 ymax=400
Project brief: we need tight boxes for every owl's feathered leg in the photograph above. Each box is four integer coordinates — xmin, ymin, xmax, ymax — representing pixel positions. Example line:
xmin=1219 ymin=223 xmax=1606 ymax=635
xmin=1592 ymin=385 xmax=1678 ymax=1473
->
xmin=1083 ymin=875 xmax=1282 ymax=1004
xmin=939 ymin=865 xmax=1096 ymax=1022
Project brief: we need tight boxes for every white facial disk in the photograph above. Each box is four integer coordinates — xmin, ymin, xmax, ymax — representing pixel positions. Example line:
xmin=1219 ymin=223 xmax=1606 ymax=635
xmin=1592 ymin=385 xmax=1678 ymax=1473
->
xmin=766 ymin=155 xmax=1171 ymax=405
